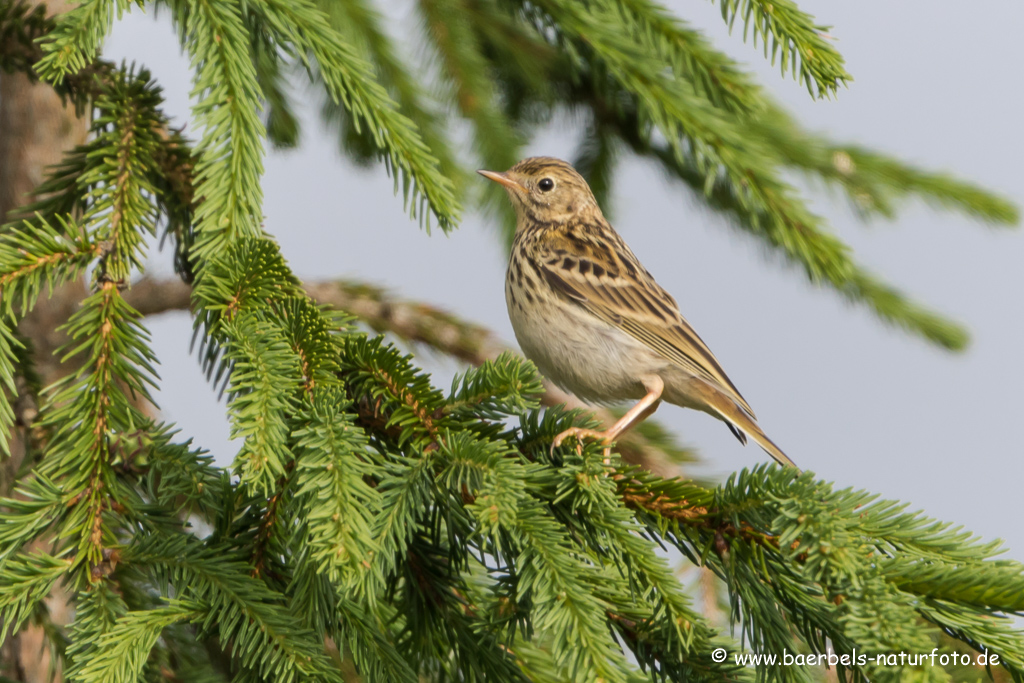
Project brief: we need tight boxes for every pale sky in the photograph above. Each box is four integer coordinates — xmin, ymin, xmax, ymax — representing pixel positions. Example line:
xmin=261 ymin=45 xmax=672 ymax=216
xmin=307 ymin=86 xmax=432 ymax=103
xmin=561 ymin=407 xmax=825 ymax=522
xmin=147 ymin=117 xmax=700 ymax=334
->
xmin=104 ymin=1 xmax=1024 ymax=559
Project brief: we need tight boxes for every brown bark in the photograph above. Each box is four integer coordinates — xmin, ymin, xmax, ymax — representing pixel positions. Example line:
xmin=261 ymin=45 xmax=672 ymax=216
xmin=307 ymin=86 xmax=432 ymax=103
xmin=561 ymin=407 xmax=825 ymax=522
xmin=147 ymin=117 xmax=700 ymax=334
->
xmin=0 ymin=2 xmax=89 ymax=681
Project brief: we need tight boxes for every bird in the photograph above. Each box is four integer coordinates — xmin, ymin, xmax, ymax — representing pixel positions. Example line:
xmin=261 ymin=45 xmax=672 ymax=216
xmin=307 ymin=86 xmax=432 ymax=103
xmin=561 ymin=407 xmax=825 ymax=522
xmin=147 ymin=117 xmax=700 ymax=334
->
xmin=478 ymin=156 xmax=796 ymax=468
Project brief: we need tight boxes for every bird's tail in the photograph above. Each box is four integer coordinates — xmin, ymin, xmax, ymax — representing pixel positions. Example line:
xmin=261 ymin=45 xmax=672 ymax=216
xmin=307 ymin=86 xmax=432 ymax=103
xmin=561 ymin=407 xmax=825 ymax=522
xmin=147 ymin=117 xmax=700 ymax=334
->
xmin=726 ymin=411 xmax=797 ymax=469
xmin=691 ymin=381 xmax=798 ymax=469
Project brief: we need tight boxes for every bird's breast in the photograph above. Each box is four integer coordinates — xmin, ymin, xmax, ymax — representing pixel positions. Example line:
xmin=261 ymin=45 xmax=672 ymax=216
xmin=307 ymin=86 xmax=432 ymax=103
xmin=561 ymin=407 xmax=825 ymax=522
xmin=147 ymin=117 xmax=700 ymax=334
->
xmin=505 ymin=257 xmax=664 ymax=404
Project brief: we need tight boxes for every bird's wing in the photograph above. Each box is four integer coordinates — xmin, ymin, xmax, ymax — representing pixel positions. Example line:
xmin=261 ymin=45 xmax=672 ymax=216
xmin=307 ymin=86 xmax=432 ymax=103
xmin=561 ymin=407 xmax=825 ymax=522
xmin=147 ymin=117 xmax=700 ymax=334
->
xmin=535 ymin=234 xmax=756 ymax=417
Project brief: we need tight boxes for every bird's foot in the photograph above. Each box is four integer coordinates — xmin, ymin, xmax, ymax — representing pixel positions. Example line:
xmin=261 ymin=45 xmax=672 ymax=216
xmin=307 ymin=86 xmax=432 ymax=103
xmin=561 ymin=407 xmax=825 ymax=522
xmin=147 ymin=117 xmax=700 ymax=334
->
xmin=551 ymin=427 xmax=614 ymax=467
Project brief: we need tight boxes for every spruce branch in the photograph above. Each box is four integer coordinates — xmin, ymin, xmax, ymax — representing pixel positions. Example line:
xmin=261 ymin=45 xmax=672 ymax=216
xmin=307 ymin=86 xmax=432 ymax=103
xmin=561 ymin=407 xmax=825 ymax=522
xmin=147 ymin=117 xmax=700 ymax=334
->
xmin=0 ymin=217 xmax=97 ymax=317
xmin=535 ymin=0 xmax=869 ymax=296
xmin=394 ymin=538 xmax=528 ymax=681
xmin=445 ymin=350 xmax=544 ymax=421
xmin=0 ymin=216 xmax=97 ymax=454
xmin=33 ymin=0 xmax=129 ymax=84
xmin=0 ymin=0 xmax=50 ymax=76
xmin=843 ymin=270 xmax=969 ymax=351
xmin=459 ymin=0 xmax=558 ymax=104
xmin=0 ymin=64 xmax=189 ymax=262
xmin=440 ymin=430 xmax=738 ymax=681
xmin=26 ymin=281 xmax=158 ymax=582
xmin=602 ymin=116 xmax=976 ymax=350
xmin=221 ymin=311 xmax=302 ymax=495
xmin=365 ymin=452 xmax=435 ymax=589
xmin=544 ymin=4 xmax=1011 ymax=351
xmin=0 ymin=0 xmax=114 ymax=111
xmin=712 ymin=0 xmax=850 ymax=97
xmin=884 ymin=558 xmax=1024 ymax=611
xmin=419 ymin=0 xmax=521 ymax=176
xmin=332 ymin=598 xmax=419 ymax=682
xmin=0 ymin=63 xmax=188 ymax=455
xmin=165 ymin=0 xmax=267 ymax=259
xmin=69 ymin=601 xmax=203 ymax=683
xmin=313 ymin=0 xmax=460 ymax=184
xmin=64 ymin=580 xmax=128 ymax=682
xmin=918 ymin=599 xmax=1024 ymax=676
xmin=252 ymin=0 xmax=460 ymax=232
xmin=292 ymin=388 xmax=383 ymax=593
xmin=752 ymin=105 xmax=1020 ymax=225
xmin=275 ymin=297 xmax=351 ymax=395
xmin=467 ymin=444 xmax=636 ymax=682
xmin=617 ymin=465 xmax=1024 ymax=680
xmin=249 ymin=463 xmax=293 ymax=581
xmin=131 ymin=423 xmax=222 ymax=518
xmin=0 ymin=476 xmax=65 ymax=566
xmin=83 ymin=67 xmax=165 ymax=283
xmin=537 ymin=447 xmax=731 ymax=679
xmin=248 ymin=19 xmax=300 ymax=150
xmin=606 ymin=0 xmax=766 ymax=114
xmin=130 ymin=534 xmax=345 ymax=683
xmin=0 ymin=551 xmax=71 ymax=644
xmin=0 ymin=324 xmax=18 ymax=455
xmin=190 ymin=237 xmax=303 ymax=383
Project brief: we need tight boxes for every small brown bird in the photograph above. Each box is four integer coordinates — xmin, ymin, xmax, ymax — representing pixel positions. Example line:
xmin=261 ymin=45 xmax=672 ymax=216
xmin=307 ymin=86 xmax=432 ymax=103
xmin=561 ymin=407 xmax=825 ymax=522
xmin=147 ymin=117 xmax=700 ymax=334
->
xmin=479 ymin=157 xmax=795 ymax=468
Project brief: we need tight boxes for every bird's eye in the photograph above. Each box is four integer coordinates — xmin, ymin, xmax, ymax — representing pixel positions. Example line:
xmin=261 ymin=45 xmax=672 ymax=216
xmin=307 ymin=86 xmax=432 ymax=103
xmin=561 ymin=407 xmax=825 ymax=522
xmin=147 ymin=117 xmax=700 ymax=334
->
xmin=538 ymin=178 xmax=555 ymax=192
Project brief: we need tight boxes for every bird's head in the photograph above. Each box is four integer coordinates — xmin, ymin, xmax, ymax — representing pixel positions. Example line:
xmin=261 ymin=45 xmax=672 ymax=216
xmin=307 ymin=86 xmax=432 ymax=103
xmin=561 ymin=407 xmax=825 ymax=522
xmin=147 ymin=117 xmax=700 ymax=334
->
xmin=478 ymin=157 xmax=599 ymax=225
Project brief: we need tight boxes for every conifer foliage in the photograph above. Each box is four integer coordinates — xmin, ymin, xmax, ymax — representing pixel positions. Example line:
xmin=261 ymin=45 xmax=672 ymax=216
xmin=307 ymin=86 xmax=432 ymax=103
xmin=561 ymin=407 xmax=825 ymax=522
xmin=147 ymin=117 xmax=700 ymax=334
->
xmin=0 ymin=0 xmax=1022 ymax=681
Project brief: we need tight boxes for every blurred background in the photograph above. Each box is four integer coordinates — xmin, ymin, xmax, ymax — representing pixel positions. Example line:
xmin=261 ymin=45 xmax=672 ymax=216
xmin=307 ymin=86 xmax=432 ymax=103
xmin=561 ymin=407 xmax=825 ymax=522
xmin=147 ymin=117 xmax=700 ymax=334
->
xmin=92 ymin=0 xmax=1023 ymax=556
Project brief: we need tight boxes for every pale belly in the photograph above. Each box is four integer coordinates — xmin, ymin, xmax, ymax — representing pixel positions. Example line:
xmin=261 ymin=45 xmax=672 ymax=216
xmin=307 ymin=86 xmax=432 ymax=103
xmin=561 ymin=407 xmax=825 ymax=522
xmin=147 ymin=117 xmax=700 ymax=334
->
xmin=506 ymin=279 xmax=669 ymax=404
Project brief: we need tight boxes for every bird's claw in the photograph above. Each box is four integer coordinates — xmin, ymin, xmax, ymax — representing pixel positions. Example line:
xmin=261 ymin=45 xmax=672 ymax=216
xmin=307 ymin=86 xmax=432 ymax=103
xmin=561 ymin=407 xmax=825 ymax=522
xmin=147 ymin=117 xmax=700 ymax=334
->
xmin=551 ymin=427 xmax=614 ymax=467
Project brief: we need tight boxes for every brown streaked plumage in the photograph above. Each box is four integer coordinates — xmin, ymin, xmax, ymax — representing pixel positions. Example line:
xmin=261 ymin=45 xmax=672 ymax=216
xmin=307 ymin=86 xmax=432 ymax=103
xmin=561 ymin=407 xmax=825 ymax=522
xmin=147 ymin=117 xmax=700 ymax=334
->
xmin=479 ymin=156 xmax=796 ymax=468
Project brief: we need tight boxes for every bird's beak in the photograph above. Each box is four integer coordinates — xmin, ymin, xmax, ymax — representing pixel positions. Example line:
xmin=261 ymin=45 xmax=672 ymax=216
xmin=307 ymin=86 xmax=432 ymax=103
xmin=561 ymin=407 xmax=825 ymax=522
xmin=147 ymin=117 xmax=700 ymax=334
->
xmin=477 ymin=169 xmax=526 ymax=194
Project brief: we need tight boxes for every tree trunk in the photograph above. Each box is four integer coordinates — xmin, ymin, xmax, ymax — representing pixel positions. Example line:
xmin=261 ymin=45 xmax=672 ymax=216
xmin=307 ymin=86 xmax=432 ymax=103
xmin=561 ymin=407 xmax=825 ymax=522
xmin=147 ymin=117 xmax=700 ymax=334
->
xmin=0 ymin=2 xmax=89 ymax=680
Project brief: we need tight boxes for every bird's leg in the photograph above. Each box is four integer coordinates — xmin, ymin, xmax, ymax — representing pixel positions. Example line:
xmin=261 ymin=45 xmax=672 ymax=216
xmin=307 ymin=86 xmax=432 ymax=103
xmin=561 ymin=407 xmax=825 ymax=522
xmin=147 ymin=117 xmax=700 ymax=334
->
xmin=552 ymin=376 xmax=665 ymax=465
